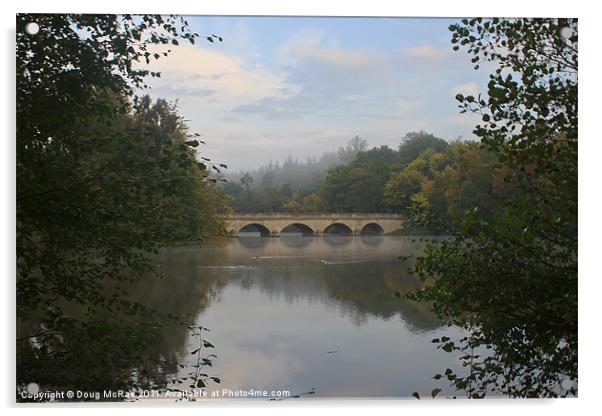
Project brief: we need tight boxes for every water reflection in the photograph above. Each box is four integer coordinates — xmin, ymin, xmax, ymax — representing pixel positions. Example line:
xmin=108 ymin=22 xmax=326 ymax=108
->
xmin=122 ymin=236 xmax=465 ymax=398
xmin=237 ymin=235 xmax=270 ymax=249
xmin=126 ymin=245 xmax=232 ymax=372
xmin=322 ymin=235 xmax=353 ymax=247
xmin=280 ymin=235 xmax=314 ymax=248
xmin=360 ymin=234 xmax=385 ymax=246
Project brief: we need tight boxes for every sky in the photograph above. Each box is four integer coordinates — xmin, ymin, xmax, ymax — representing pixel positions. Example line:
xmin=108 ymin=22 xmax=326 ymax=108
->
xmin=144 ymin=16 xmax=491 ymax=172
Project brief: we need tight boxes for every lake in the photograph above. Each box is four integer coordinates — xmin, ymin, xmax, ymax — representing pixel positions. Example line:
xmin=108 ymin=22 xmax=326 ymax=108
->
xmin=128 ymin=235 xmax=466 ymax=400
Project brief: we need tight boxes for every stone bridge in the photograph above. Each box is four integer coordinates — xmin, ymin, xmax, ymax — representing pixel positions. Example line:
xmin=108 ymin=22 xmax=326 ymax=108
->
xmin=221 ymin=213 xmax=404 ymax=236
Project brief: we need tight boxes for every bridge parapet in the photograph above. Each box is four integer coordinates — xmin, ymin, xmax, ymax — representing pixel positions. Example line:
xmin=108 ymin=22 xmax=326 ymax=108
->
xmin=224 ymin=212 xmax=403 ymax=219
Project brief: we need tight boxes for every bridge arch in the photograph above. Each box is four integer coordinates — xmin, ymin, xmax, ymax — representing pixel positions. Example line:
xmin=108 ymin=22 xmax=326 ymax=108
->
xmin=223 ymin=213 xmax=404 ymax=237
xmin=280 ymin=223 xmax=314 ymax=236
xmin=238 ymin=223 xmax=271 ymax=236
xmin=360 ymin=222 xmax=385 ymax=235
xmin=323 ymin=222 xmax=353 ymax=235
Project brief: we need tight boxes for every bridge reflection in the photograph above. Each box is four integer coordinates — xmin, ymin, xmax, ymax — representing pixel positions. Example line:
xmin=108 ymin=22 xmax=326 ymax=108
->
xmin=236 ymin=235 xmax=385 ymax=249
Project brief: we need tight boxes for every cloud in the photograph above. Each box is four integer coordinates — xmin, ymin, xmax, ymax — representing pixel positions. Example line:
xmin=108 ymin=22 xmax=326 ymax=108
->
xmin=286 ymin=44 xmax=390 ymax=90
xmin=402 ymin=44 xmax=452 ymax=61
xmin=233 ymin=97 xmax=304 ymax=121
xmin=144 ymin=44 xmax=288 ymax=108
xmin=451 ymin=82 xmax=480 ymax=98
xmin=151 ymin=85 xmax=215 ymax=98
xmin=230 ymin=43 xmax=397 ymax=121
xmin=393 ymin=97 xmax=420 ymax=115
xmin=292 ymin=44 xmax=384 ymax=68
xmin=135 ymin=23 xmax=488 ymax=172
xmin=219 ymin=116 xmax=241 ymax=124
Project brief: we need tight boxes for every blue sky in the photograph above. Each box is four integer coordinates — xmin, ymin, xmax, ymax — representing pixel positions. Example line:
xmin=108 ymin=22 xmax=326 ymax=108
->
xmin=145 ymin=16 xmax=490 ymax=171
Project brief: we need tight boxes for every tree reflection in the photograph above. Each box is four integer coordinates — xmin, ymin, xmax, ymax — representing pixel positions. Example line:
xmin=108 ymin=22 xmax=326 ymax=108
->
xmin=18 ymin=237 xmax=439 ymax=398
xmin=236 ymin=237 xmax=270 ymax=249
xmin=222 ymin=238 xmax=440 ymax=332
xmin=18 ymin=245 xmax=232 ymax=400
xmin=280 ymin=236 xmax=315 ymax=248
xmin=359 ymin=235 xmax=385 ymax=247
xmin=322 ymin=235 xmax=353 ymax=247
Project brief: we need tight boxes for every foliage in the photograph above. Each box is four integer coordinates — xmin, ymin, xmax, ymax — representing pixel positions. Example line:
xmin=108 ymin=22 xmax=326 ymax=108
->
xmin=384 ymin=142 xmax=507 ymax=231
xmin=222 ymin=132 xmax=457 ymax=215
xmin=17 ymin=14 xmax=226 ymax=397
xmin=240 ymin=172 xmax=254 ymax=192
xmin=409 ymin=18 xmax=577 ymax=398
xmin=410 ymin=143 xmax=510 ymax=224
xmin=221 ymin=143 xmax=347 ymax=212
xmin=397 ymin=131 xmax=449 ymax=166
xmin=336 ymin=134 xmax=368 ymax=164
xmin=223 ymin=131 xmax=480 ymax=215
xmin=321 ymin=163 xmax=387 ymax=213
xmin=300 ymin=193 xmax=323 ymax=212
xmin=165 ymin=326 xmax=221 ymax=402
xmin=321 ymin=134 xmax=453 ymax=213
xmin=385 ymin=148 xmax=449 ymax=212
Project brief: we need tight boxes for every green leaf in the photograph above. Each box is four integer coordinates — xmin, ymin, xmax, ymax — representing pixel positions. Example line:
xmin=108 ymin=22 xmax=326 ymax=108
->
xmin=412 ymin=392 xmax=420 ymax=399
xmin=431 ymin=388 xmax=442 ymax=398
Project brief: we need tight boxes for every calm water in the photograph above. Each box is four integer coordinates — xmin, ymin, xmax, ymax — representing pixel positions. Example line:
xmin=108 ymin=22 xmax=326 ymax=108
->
xmin=130 ymin=236 xmax=465 ymax=399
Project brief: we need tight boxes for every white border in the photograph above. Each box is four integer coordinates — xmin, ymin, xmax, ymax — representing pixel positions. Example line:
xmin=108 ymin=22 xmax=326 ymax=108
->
xmin=2 ymin=1 xmax=599 ymax=416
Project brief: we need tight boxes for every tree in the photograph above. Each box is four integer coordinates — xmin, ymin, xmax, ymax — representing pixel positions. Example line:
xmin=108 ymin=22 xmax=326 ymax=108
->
xmin=283 ymin=196 xmax=302 ymax=213
xmin=240 ymin=172 xmax=254 ymax=193
xmin=384 ymin=148 xmax=448 ymax=212
xmin=337 ymin=135 xmax=368 ymax=164
xmin=409 ymin=18 xmax=577 ymax=398
xmin=397 ymin=131 xmax=449 ymax=167
xmin=420 ymin=143 xmax=507 ymax=221
xmin=16 ymin=14 xmax=225 ymax=396
xmin=323 ymin=143 xmax=403 ymax=213
xmin=301 ymin=193 xmax=323 ymax=213
xmin=321 ymin=163 xmax=387 ymax=213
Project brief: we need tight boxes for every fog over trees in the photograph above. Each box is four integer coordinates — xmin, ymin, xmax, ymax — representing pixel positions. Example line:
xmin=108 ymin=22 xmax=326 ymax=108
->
xmin=220 ymin=131 xmax=505 ymax=222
